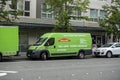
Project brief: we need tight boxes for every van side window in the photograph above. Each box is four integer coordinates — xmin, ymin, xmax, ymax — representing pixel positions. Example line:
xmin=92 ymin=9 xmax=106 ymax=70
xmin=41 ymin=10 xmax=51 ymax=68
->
xmin=45 ymin=38 xmax=55 ymax=46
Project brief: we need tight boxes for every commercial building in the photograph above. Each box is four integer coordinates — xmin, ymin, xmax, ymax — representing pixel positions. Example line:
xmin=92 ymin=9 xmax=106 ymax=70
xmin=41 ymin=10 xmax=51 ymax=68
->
xmin=15 ymin=0 xmax=111 ymax=51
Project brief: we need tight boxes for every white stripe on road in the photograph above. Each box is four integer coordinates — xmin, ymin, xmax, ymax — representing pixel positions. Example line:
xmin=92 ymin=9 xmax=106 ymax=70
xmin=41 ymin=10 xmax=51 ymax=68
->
xmin=0 ymin=73 xmax=7 ymax=77
xmin=0 ymin=70 xmax=18 ymax=77
xmin=0 ymin=70 xmax=18 ymax=73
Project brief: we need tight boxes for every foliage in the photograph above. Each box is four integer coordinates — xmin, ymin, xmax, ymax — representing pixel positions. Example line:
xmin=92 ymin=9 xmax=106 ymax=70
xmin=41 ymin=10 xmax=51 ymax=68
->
xmin=45 ymin=0 xmax=89 ymax=32
xmin=0 ymin=0 xmax=21 ymax=23
xmin=100 ymin=0 xmax=120 ymax=41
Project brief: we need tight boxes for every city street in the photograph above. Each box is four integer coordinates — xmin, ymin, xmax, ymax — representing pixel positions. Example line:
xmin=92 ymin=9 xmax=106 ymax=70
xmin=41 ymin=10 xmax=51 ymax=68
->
xmin=0 ymin=54 xmax=120 ymax=80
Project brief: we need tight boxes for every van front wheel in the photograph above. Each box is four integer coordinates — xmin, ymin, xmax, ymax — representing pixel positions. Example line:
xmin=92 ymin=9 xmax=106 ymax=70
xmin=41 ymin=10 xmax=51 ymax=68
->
xmin=78 ymin=52 xmax=85 ymax=59
xmin=41 ymin=52 xmax=47 ymax=60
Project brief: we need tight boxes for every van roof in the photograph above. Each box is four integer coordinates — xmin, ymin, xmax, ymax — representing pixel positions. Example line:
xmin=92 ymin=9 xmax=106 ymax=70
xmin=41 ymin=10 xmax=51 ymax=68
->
xmin=45 ymin=32 xmax=90 ymax=34
xmin=41 ymin=33 xmax=90 ymax=37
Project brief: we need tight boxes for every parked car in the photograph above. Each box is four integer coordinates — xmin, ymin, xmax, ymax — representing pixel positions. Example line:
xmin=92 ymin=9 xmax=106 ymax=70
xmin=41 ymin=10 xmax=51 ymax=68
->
xmin=93 ymin=42 xmax=120 ymax=58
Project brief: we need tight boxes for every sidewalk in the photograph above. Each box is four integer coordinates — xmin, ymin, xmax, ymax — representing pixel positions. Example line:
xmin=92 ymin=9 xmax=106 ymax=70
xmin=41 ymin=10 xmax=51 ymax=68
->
xmin=13 ymin=52 xmax=27 ymax=59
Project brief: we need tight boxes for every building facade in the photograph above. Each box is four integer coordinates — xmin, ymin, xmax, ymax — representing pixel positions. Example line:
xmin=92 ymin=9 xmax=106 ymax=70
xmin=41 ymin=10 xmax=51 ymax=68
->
xmin=16 ymin=0 xmax=111 ymax=52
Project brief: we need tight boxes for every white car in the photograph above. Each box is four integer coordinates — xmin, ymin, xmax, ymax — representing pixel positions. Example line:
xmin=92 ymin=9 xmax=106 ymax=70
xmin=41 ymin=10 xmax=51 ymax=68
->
xmin=94 ymin=42 xmax=120 ymax=58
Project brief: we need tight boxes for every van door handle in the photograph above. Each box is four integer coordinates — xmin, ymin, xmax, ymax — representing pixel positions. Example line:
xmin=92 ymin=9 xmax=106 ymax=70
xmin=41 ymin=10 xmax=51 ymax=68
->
xmin=54 ymin=46 xmax=56 ymax=48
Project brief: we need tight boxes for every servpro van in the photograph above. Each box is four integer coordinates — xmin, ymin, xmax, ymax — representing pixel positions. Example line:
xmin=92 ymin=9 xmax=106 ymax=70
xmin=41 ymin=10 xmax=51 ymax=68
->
xmin=0 ymin=26 xmax=19 ymax=61
xmin=27 ymin=33 xmax=92 ymax=60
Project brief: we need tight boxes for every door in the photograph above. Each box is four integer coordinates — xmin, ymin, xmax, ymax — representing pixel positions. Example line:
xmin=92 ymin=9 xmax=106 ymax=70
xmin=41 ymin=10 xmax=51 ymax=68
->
xmin=19 ymin=34 xmax=28 ymax=52
xmin=44 ymin=38 xmax=56 ymax=55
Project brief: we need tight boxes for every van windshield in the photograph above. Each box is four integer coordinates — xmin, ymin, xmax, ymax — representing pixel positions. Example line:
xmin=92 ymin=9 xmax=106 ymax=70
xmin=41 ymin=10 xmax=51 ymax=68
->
xmin=33 ymin=38 xmax=47 ymax=46
xmin=102 ymin=43 xmax=113 ymax=47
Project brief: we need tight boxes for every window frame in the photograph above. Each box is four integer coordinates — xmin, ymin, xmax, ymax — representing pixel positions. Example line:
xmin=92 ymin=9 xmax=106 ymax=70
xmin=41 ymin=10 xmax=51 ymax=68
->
xmin=41 ymin=3 xmax=53 ymax=19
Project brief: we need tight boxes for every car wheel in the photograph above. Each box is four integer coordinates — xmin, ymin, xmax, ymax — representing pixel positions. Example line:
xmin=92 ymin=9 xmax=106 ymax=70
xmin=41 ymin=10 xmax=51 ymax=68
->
xmin=41 ymin=52 xmax=47 ymax=60
xmin=106 ymin=51 xmax=112 ymax=58
xmin=0 ymin=54 xmax=2 ymax=62
xmin=78 ymin=52 xmax=85 ymax=59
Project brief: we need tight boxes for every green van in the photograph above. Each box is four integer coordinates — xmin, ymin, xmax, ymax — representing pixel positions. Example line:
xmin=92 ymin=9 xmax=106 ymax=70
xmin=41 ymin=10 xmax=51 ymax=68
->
xmin=0 ymin=26 xmax=19 ymax=61
xmin=27 ymin=33 xmax=92 ymax=60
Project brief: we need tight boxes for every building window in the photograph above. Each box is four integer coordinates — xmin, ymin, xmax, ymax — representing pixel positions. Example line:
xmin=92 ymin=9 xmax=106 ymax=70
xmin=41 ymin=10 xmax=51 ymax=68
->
xmin=25 ymin=1 xmax=30 ymax=11
xmin=41 ymin=3 xmax=53 ymax=19
xmin=23 ymin=0 xmax=30 ymax=16
xmin=99 ymin=0 xmax=107 ymax=1
xmin=99 ymin=10 xmax=106 ymax=21
xmin=70 ymin=9 xmax=81 ymax=20
xmin=9 ymin=0 xmax=17 ymax=10
xmin=90 ymin=9 xmax=98 ymax=22
xmin=16 ymin=0 xmax=31 ymax=16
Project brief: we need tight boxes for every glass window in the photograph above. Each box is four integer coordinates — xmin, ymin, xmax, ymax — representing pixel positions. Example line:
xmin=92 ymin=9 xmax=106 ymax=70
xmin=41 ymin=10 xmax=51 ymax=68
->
xmin=115 ymin=44 xmax=120 ymax=47
xmin=17 ymin=0 xmax=30 ymax=16
xmin=22 ymin=0 xmax=30 ymax=16
xmin=41 ymin=3 xmax=53 ymax=19
xmin=99 ymin=0 xmax=107 ymax=1
xmin=90 ymin=9 xmax=98 ymax=18
xmin=90 ymin=9 xmax=98 ymax=22
xmin=102 ymin=43 xmax=113 ymax=47
xmin=10 ymin=0 xmax=17 ymax=9
xmin=34 ymin=38 xmax=47 ymax=46
xmin=48 ymin=13 xmax=52 ymax=18
xmin=100 ymin=10 xmax=106 ymax=19
xmin=25 ymin=12 xmax=30 ymax=16
xmin=45 ymin=38 xmax=55 ymax=46
xmin=25 ymin=1 xmax=30 ymax=11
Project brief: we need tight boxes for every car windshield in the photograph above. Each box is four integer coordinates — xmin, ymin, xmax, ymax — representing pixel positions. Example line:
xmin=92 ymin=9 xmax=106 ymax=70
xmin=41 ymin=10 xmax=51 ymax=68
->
xmin=33 ymin=38 xmax=47 ymax=46
xmin=102 ymin=43 xmax=113 ymax=47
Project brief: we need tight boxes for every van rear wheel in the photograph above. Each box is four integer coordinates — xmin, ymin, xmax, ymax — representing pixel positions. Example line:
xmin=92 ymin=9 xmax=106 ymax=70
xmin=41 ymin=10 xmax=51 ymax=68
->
xmin=41 ymin=52 xmax=47 ymax=60
xmin=78 ymin=52 xmax=85 ymax=59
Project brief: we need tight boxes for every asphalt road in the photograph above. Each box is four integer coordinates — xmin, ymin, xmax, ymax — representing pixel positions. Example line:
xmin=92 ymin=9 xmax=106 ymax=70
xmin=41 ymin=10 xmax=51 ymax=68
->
xmin=0 ymin=55 xmax=120 ymax=80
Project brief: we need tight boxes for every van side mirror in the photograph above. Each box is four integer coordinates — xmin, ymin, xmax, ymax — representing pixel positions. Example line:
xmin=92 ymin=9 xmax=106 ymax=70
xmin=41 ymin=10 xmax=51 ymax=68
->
xmin=44 ymin=42 xmax=49 ymax=46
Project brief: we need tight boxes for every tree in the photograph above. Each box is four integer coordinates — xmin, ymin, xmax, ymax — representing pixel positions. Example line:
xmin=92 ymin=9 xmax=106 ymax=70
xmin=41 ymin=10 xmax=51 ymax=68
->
xmin=100 ymin=0 xmax=120 ymax=42
xmin=45 ymin=0 xmax=89 ymax=32
xmin=0 ymin=0 xmax=21 ymax=23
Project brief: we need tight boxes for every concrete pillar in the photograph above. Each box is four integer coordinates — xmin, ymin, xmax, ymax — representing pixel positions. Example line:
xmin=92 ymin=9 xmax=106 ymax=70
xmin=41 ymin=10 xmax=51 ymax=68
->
xmin=107 ymin=33 xmax=113 ymax=43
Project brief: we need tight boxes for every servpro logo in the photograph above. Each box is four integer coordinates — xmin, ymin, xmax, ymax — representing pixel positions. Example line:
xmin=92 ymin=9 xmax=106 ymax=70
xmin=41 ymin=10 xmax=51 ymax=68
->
xmin=58 ymin=38 xmax=71 ymax=42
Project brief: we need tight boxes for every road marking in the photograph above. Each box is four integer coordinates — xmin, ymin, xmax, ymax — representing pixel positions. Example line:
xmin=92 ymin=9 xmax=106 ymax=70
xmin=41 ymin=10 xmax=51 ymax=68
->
xmin=72 ymin=74 xmax=75 ymax=76
xmin=86 ymin=73 xmax=89 ymax=75
xmin=0 ymin=70 xmax=18 ymax=77
xmin=21 ymin=78 xmax=24 ymax=80
xmin=112 ymin=71 xmax=114 ymax=73
xmin=38 ymin=76 xmax=41 ymax=79
xmin=0 ymin=73 xmax=7 ymax=77
xmin=0 ymin=70 xmax=18 ymax=73
xmin=100 ymin=72 xmax=103 ymax=74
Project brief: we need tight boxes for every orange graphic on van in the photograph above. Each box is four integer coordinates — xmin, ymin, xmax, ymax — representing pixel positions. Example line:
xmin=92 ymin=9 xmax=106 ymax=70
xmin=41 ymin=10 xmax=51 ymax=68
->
xmin=58 ymin=38 xmax=71 ymax=42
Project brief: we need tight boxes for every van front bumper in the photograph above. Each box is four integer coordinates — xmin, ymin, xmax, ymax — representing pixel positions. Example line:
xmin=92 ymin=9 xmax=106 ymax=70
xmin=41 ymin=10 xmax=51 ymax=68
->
xmin=27 ymin=50 xmax=41 ymax=59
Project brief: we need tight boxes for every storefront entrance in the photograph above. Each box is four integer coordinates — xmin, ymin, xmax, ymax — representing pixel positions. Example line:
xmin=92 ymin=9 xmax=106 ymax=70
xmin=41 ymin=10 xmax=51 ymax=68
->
xmin=19 ymin=33 xmax=28 ymax=52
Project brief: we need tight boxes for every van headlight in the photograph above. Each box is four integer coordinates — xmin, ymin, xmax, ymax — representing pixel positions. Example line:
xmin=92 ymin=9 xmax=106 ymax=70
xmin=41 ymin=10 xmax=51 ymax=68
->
xmin=35 ymin=46 xmax=41 ymax=50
